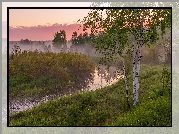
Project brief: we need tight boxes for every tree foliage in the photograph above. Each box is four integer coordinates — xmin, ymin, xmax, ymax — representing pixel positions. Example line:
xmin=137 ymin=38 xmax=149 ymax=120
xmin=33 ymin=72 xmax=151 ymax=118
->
xmin=79 ymin=8 xmax=171 ymax=67
xmin=71 ymin=31 xmax=78 ymax=45
xmin=91 ymin=2 xmax=178 ymax=42
xmin=52 ymin=30 xmax=67 ymax=48
xmin=71 ymin=31 xmax=90 ymax=45
xmin=79 ymin=8 xmax=171 ymax=106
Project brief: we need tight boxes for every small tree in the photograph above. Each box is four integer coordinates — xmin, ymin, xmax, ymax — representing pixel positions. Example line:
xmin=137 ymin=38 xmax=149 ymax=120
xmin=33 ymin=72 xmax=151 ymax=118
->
xmin=52 ymin=30 xmax=67 ymax=49
xmin=83 ymin=32 xmax=90 ymax=44
xmin=71 ymin=31 xmax=90 ymax=45
xmin=77 ymin=33 xmax=85 ymax=45
xmin=71 ymin=31 xmax=78 ymax=45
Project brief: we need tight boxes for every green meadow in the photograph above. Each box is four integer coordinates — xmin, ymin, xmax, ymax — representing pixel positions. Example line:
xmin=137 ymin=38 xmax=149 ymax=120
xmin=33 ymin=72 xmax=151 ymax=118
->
xmin=9 ymin=62 xmax=171 ymax=126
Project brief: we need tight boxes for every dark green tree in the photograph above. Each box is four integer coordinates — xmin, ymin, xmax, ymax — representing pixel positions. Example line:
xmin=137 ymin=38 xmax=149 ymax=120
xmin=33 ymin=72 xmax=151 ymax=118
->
xmin=71 ymin=31 xmax=90 ymax=45
xmin=83 ymin=32 xmax=90 ymax=44
xmin=71 ymin=31 xmax=78 ymax=45
xmin=77 ymin=33 xmax=85 ymax=44
xmin=52 ymin=30 xmax=67 ymax=49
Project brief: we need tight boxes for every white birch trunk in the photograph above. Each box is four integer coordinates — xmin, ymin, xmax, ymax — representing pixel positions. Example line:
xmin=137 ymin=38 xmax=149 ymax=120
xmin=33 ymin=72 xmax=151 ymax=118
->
xmin=135 ymin=10 xmax=145 ymax=103
xmin=122 ymin=53 xmax=130 ymax=108
xmin=133 ymin=10 xmax=139 ymax=105
xmin=132 ymin=47 xmax=137 ymax=105
xmin=132 ymin=9 xmax=145 ymax=105
xmin=136 ymin=44 xmax=143 ymax=102
xmin=116 ymin=36 xmax=130 ymax=108
xmin=135 ymin=50 xmax=139 ymax=103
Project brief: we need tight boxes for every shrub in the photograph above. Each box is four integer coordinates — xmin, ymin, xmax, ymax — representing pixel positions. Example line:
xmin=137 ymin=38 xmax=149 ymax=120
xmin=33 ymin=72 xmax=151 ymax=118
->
xmin=9 ymin=49 xmax=95 ymax=100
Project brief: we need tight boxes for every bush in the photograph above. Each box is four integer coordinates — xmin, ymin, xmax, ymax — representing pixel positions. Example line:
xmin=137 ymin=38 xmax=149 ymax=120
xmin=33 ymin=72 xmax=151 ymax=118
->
xmin=9 ymin=50 xmax=95 ymax=100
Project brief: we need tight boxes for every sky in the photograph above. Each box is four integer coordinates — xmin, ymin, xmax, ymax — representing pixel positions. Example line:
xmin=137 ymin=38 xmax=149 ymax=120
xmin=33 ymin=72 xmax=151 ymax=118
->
xmin=2 ymin=2 xmax=162 ymax=41
xmin=9 ymin=9 xmax=91 ymax=27
xmin=9 ymin=9 xmax=92 ymax=41
xmin=2 ymin=2 xmax=96 ymax=41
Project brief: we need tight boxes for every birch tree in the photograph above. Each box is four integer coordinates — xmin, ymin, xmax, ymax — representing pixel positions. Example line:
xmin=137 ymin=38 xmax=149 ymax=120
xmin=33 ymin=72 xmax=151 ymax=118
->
xmin=79 ymin=8 xmax=171 ymax=107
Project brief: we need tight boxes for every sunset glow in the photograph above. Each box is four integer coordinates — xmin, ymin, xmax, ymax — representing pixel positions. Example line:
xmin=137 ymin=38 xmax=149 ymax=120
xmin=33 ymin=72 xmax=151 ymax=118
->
xmin=9 ymin=9 xmax=91 ymax=41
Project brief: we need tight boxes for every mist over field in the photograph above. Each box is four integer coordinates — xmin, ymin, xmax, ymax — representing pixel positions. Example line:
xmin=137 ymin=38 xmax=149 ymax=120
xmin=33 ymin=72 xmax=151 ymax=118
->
xmin=8 ymin=39 xmax=121 ymax=83
xmin=8 ymin=38 xmax=125 ymax=114
xmin=9 ymin=40 xmax=98 ymax=56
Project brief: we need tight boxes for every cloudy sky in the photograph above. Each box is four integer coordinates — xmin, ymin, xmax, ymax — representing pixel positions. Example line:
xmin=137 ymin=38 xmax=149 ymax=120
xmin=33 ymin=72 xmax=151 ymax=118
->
xmin=2 ymin=2 xmax=98 ymax=41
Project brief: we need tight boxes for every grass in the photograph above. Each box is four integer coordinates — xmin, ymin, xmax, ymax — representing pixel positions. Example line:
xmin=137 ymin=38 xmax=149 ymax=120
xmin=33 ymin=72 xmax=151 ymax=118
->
xmin=113 ymin=95 xmax=171 ymax=126
xmin=9 ymin=64 xmax=171 ymax=126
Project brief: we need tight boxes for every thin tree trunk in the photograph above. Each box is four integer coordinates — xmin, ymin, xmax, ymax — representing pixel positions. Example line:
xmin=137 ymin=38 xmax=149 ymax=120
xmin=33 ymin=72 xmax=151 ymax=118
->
xmin=116 ymin=34 xmax=130 ymax=108
xmin=122 ymin=53 xmax=130 ymax=109
xmin=132 ymin=9 xmax=139 ymax=105
xmin=135 ymin=11 xmax=145 ymax=103
xmin=132 ymin=47 xmax=138 ymax=105
xmin=132 ymin=9 xmax=144 ymax=105
xmin=136 ymin=43 xmax=143 ymax=102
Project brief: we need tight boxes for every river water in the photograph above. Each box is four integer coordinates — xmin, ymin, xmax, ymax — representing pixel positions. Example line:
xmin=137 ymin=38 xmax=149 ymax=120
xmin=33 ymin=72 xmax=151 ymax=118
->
xmin=9 ymin=67 xmax=123 ymax=114
xmin=8 ymin=43 xmax=124 ymax=114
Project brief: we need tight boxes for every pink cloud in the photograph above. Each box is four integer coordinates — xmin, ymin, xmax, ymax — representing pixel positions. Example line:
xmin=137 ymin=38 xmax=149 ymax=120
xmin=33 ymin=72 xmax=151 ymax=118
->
xmin=9 ymin=23 xmax=91 ymax=41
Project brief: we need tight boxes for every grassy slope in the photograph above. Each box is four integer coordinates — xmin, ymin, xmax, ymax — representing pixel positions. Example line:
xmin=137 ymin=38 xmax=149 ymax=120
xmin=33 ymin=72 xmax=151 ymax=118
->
xmin=9 ymin=64 xmax=171 ymax=126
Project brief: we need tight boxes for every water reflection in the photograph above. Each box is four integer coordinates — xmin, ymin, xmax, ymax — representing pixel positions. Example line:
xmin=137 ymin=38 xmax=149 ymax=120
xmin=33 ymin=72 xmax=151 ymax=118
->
xmin=9 ymin=67 xmax=123 ymax=114
xmin=9 ymin=43 xmax=124 ymax=114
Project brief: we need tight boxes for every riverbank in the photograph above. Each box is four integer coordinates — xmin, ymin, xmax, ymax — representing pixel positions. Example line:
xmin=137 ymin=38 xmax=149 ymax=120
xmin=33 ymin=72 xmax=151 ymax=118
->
xmin=9 ymin=66 xmax=122 ymax=114
xmin=9 ymin=48 xmax=124 ymax=114
xmin=9 ymin=64 xmax=171 ymax=126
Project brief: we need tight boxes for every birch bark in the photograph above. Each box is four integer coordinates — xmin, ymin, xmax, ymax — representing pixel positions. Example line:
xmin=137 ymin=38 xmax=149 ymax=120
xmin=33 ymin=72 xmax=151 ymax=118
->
xmin=132 ymin=10 xmax=138 ymax=105
xmin=132 ymin=10 xmax=144 ymax=105
xmin=132 ymin=45 xmax=137 ymax=105
xmin=136 ymin=11 xmax=144 ymax=102
xmin=116 ymin=36 xmax=130 ymax=108
xmin=122 ymin=53 xmax=130 ymax=108
xmin=135 ymin=11 xmax=145 ymax=103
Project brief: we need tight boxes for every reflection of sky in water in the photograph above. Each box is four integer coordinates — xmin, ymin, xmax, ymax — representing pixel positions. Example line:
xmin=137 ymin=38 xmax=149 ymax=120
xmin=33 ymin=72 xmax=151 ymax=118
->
xmin=82 ymin=69 xmax=123 ymax=91
xmin=9 ymin=67 xmax=123 ymax=114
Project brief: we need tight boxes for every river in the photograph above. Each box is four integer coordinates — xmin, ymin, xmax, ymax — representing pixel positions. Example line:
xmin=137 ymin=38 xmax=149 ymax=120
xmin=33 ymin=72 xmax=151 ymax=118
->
xmin=8 ymin=43 xmax=124 ymax=114
xmin=9 ymin=66 xmax=123 ymax=114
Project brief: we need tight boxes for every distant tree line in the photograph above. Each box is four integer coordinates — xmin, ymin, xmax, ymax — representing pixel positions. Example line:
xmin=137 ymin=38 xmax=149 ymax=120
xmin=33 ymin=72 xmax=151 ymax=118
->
xmin=52 ymin=29 xmax=97 ymax=49
xmin=18 ymin=30 xmax=100 ymax=49
xmin=20 ymin=39 xmax=31 ymax=44
xmin=71 ymin=31 xmax=90 ymax=45
xmin=19 ymin=39 xmax=46 ymax=45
